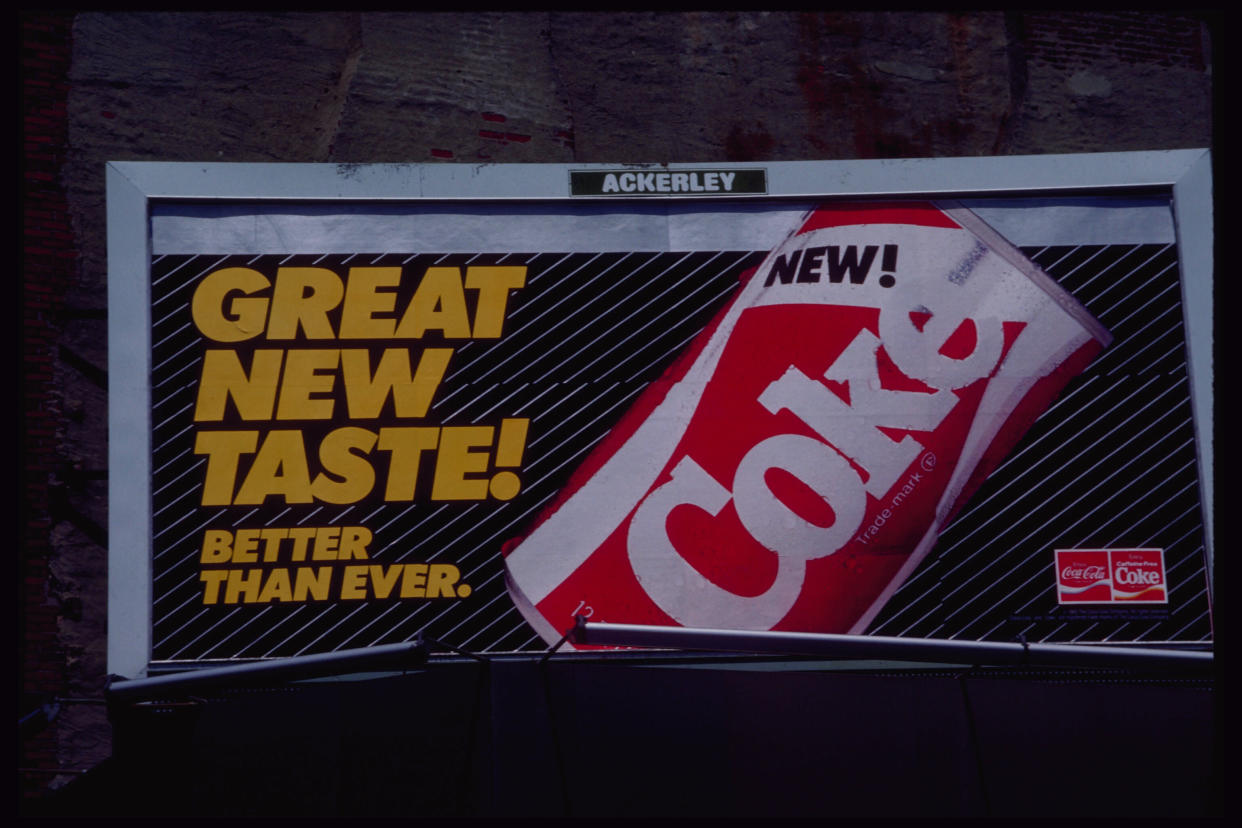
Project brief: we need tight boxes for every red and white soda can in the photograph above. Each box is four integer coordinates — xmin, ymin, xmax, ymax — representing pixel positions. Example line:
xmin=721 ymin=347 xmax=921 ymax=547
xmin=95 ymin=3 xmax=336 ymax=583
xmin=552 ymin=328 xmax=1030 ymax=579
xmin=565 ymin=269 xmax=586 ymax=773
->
xmin=505 ymin=201 xmax=1111 ymax=646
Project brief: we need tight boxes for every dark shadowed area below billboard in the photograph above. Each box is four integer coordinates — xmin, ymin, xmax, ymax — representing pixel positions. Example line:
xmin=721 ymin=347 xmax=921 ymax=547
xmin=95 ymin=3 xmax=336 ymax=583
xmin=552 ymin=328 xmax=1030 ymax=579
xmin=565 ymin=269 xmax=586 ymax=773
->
xmin=33 ymin=654 xmax=1217 ymax=818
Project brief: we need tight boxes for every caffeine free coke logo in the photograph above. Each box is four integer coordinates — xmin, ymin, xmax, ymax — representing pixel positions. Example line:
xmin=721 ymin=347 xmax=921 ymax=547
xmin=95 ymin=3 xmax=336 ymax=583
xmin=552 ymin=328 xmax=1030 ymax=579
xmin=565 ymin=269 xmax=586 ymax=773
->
xmin=1110 ymin=548 xmax=1168 ymax=602
xmin=1055 ymin=548 xmax=1167 ymax=604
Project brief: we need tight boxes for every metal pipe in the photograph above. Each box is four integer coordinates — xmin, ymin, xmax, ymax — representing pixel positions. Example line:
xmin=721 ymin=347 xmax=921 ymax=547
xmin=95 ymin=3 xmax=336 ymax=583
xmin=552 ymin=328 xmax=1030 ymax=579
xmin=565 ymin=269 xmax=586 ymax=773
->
xmin=570 ymin=622 xmax=1213 ymax=671
xmin=107 ymin=640 xmax=427 ymax=705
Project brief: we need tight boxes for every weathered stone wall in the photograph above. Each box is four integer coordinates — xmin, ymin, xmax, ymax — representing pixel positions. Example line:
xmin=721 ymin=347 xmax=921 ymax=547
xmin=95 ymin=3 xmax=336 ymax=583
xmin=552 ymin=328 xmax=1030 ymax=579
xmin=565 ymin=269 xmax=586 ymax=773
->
xmin=21 ymin=10 xmax=1212 ymax=798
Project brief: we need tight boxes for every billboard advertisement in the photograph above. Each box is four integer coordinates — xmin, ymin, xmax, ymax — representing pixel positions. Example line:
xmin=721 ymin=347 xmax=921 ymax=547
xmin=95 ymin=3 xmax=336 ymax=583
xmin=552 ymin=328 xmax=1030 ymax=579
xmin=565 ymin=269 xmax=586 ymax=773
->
xmin=109 ymin=156 xmax=1213 ymax=673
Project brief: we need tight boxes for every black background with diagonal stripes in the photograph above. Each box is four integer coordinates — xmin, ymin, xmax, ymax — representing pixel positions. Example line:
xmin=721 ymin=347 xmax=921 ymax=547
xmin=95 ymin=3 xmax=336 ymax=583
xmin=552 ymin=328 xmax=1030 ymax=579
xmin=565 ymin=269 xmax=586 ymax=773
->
xmin=149 ymin=241 xmax=1211 ymax=663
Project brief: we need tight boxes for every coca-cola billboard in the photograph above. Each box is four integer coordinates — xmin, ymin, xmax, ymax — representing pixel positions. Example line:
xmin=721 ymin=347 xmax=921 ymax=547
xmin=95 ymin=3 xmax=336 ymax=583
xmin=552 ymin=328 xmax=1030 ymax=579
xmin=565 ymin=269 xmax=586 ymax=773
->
xmin=107 ymin=156 xmax=1213 ymax=675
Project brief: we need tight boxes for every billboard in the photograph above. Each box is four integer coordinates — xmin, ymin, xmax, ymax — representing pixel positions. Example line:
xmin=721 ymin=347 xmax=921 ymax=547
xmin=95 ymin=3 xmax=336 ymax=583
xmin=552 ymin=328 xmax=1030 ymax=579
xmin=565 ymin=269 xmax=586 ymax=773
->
xmin=108 ymin=154 xmax=1213 ymax=675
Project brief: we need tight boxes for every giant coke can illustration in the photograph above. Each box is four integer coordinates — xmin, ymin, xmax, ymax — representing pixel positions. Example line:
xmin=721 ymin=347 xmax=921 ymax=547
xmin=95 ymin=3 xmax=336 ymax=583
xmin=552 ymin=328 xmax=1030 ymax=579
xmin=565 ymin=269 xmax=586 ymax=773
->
xmin=504 ymin=202 xmax=1112 ymax=646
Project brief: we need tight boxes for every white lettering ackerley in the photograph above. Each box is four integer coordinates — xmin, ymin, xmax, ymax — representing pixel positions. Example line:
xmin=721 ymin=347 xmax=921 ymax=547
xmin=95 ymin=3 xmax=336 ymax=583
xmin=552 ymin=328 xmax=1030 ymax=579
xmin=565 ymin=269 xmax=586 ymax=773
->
xmin=602 ymin=171 xmax=738 ymax=194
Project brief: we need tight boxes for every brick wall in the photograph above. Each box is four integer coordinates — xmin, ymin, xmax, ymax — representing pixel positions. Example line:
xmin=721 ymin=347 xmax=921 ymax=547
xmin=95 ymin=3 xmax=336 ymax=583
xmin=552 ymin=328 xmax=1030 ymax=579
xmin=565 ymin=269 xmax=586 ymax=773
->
xmin=1022 ymin=11 xmax=1207 ymax=71
xmin=20 ymin=10 xmax=77 ymax=799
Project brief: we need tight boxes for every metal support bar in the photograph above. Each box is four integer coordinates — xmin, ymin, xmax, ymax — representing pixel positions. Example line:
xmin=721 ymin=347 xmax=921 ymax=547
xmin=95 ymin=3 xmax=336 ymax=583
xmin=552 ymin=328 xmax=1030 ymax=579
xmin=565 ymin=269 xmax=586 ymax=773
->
xmin=570 ymin=622 xmax=1213 ymax=671
xmin=106 ymin=640 xmax=428 ymax=705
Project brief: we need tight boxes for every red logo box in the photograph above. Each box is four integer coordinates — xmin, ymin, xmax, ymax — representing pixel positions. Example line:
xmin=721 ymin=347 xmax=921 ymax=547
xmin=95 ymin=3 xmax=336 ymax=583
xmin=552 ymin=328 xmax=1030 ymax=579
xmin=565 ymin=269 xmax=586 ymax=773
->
xmin=1109 ymin=548 xmax=1167 ymax=603
xmin=1055 ymin=548 xmax=1167 ymax=604
xmin=1055 ymin=549 xmax=1112 ymax=603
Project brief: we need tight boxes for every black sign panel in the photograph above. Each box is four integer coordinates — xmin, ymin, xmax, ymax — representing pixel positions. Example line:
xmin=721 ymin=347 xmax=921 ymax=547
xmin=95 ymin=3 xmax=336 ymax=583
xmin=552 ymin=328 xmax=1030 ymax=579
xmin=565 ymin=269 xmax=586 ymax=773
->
xmin=148 ymin=232 xmax=1210 ymax=662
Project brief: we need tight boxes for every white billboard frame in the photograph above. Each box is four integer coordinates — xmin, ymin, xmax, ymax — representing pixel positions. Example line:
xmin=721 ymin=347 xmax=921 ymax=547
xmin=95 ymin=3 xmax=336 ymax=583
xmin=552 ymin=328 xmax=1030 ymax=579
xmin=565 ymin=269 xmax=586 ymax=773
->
xmin=107 ymin=151 xmax=1213 ymax=678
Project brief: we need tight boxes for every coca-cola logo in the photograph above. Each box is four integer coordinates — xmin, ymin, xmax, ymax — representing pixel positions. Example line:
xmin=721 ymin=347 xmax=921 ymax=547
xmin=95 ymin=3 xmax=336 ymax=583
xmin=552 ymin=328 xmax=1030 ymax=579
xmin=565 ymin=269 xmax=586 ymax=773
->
xmin=624 ymin=282 xmax=1004 ymax=630
xmin=1061 ymin=565 xmax=1107 ymax=582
